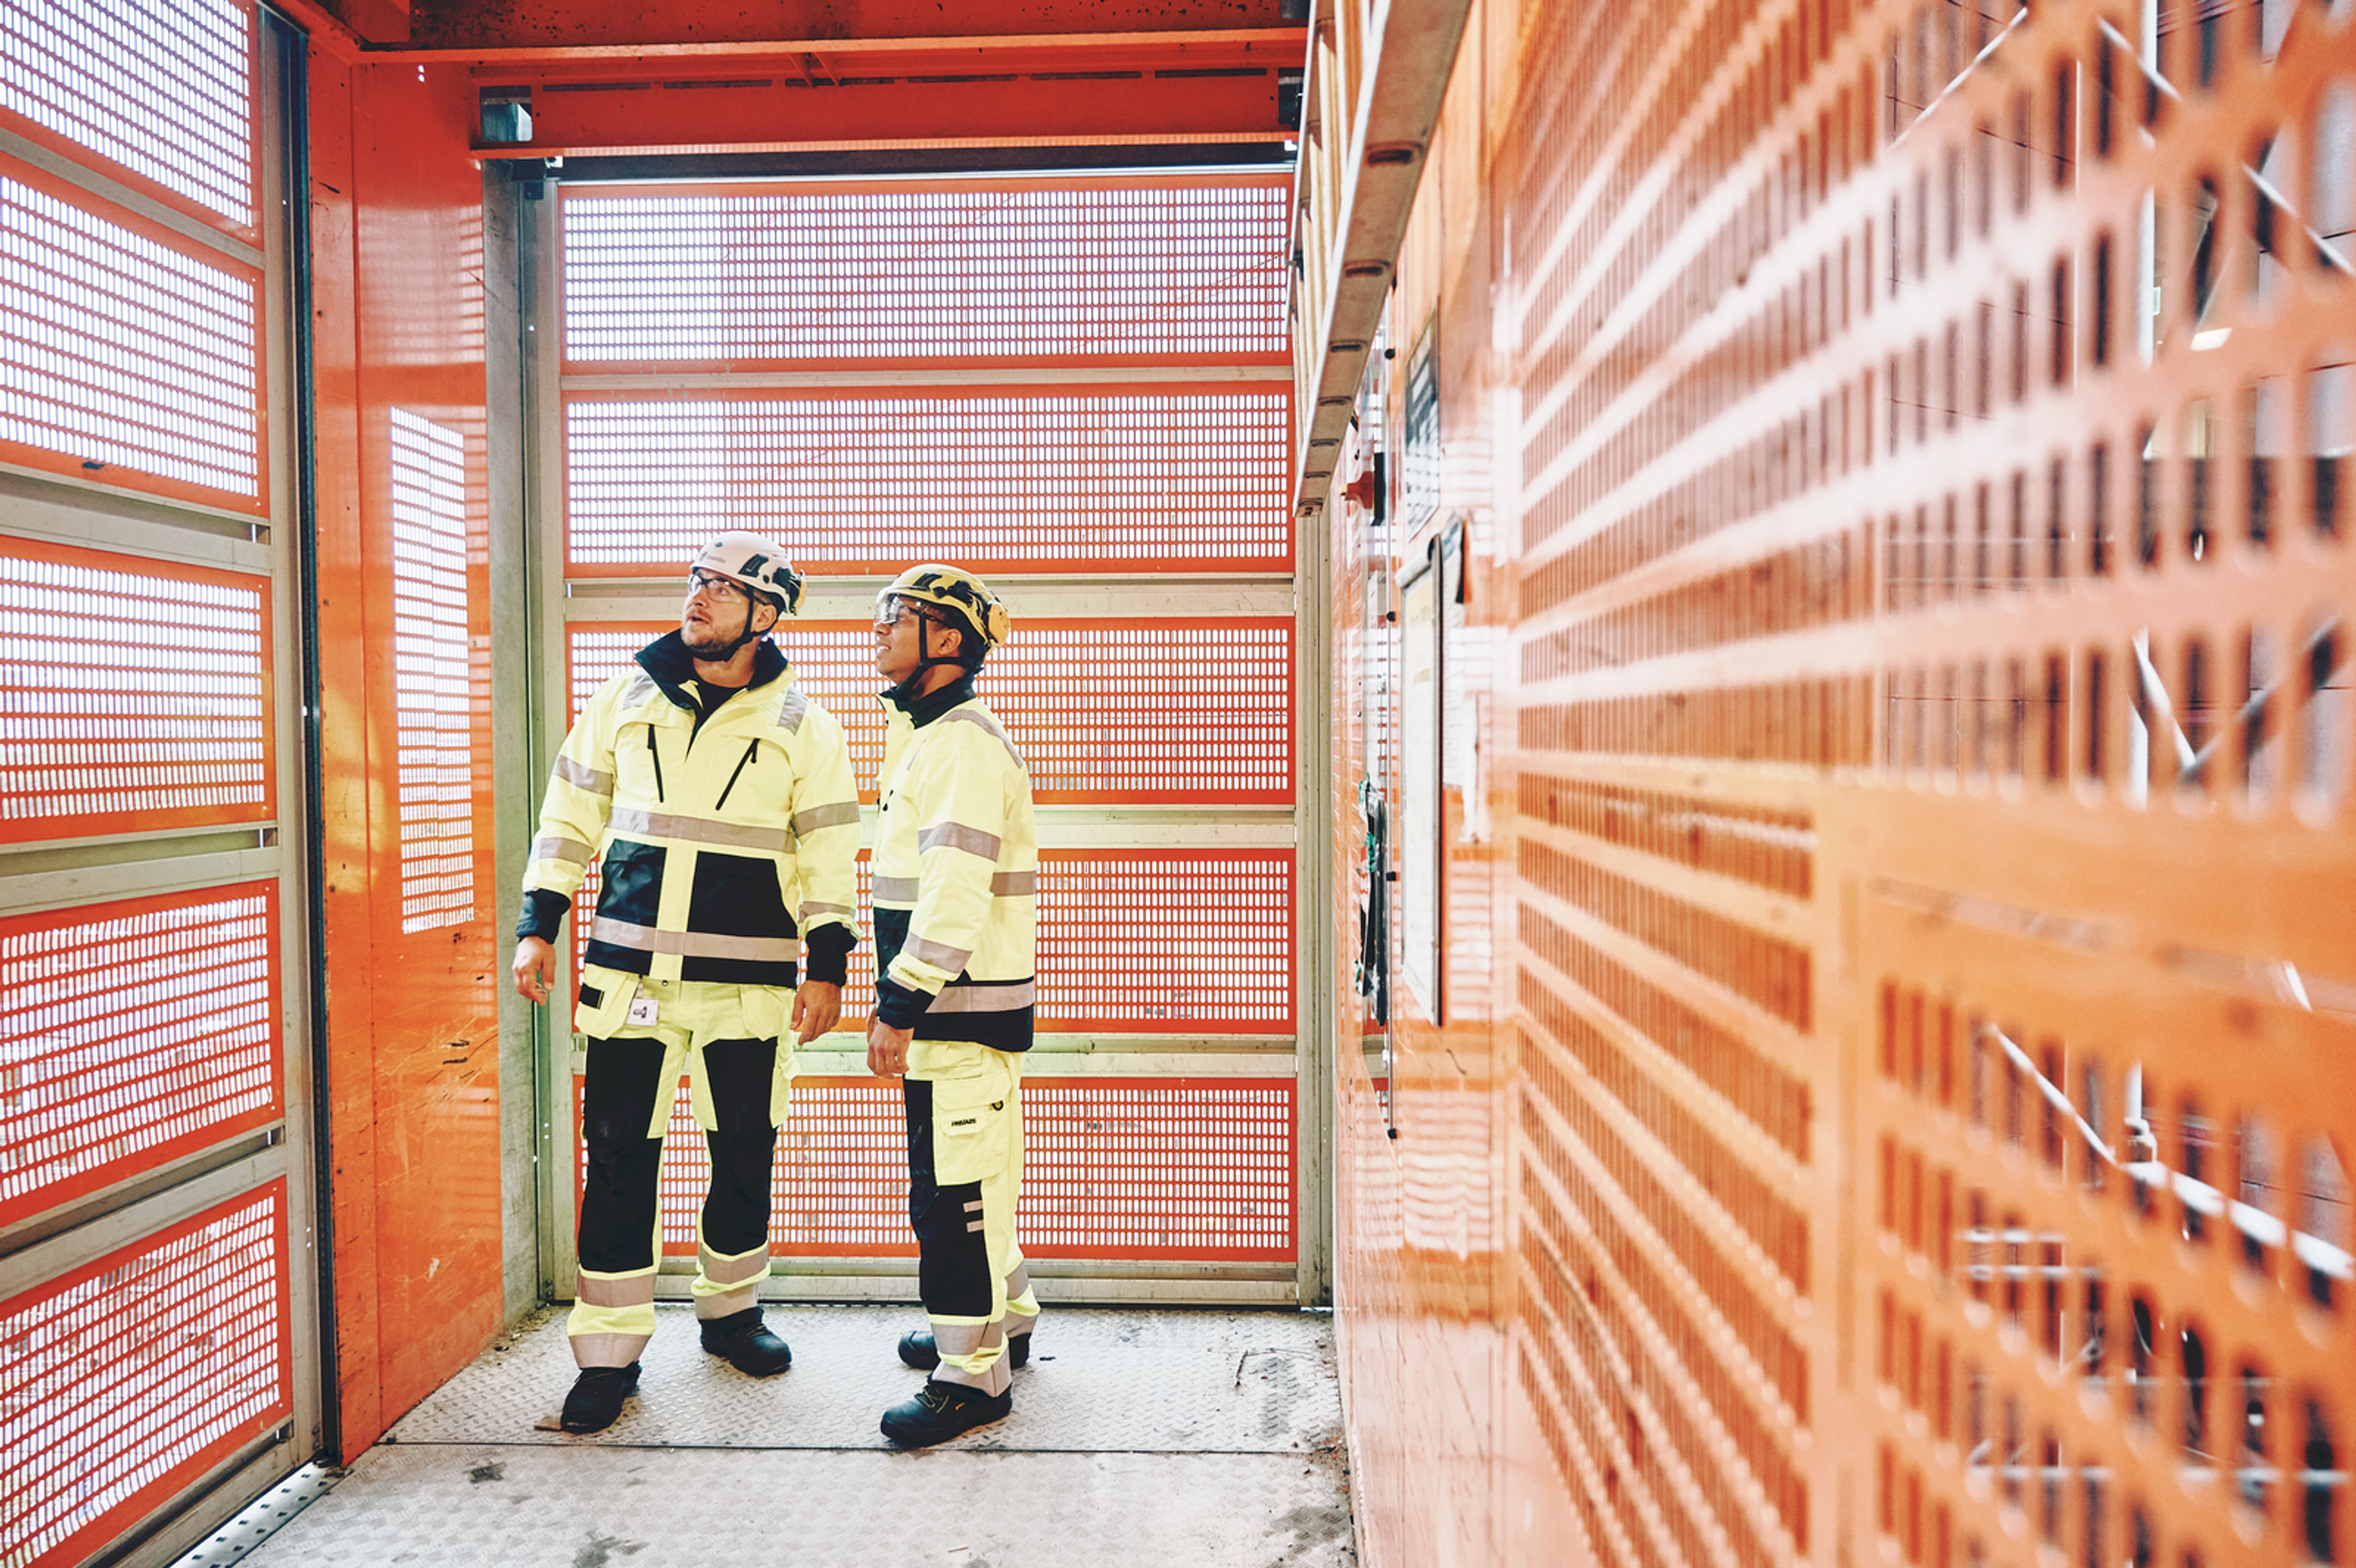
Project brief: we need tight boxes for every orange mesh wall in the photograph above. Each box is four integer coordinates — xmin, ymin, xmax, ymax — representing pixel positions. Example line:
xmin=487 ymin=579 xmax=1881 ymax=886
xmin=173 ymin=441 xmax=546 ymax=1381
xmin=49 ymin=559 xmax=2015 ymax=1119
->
xmin=0 ymin=538 xmax=273 ymax=842
xmin=0 ymin=0 xmax=255 ymax=233
xmin=572 ymin=848 xmax=1292 ymax=1032
xmin=0 ymin=884 xmax=281 ymax=1228
xmin=0 ymin=157 xmax=263 ymax=507
xmin=561 ymin=177 xmax=1289 ymax=367
xmin=1322 ymin=1 xmax=2356 ymax=1566
xmin=563 ymin=387 xmax=1292 ymax=575
xmin=576 ymin=1076 xmax=1295 ymax=1261
xmin=0 ymin=1184 xmax=290 ymax=1568
xmin=568 ymin=618 xmax=1293 ymax=804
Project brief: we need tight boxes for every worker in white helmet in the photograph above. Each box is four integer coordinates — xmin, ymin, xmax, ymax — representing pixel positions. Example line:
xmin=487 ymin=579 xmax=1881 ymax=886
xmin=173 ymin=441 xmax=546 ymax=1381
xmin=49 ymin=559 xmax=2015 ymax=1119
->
xmin=863 ymin=564 xmax=1039 ymax=1447
xmin=512 ymin=532 xmax=860 ymax=1434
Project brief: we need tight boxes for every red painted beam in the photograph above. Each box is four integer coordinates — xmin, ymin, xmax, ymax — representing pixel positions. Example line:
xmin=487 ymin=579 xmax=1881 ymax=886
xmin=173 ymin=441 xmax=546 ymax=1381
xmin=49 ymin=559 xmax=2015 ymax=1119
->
xmin=475 ymin=63 xmax=1293 ymax=156
xmin=404 ymin=0 xmax=1295 ymax=52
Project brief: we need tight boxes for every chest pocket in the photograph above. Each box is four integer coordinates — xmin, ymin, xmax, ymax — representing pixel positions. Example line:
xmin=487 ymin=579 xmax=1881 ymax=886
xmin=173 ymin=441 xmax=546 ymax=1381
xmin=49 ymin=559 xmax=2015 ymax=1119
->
xmin=612 ymin=718 xmax=685 ymax=805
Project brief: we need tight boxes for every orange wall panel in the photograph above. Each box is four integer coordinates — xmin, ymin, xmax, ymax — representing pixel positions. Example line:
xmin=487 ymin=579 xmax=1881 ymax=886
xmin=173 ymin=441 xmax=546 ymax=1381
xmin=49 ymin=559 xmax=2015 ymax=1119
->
xmin=309 ymin=53 xmax=504 ymax=1459
xmin=1322 ymin=1 xmax=2356 ymax=1566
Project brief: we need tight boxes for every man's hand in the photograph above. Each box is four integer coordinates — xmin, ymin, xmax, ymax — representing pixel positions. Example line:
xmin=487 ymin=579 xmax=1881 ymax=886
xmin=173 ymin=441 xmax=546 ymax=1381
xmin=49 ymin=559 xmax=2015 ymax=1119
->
xmin=866 ymin=1017 xmax=913 ymax=1078
xmin=792 ymin=981 xmax=843 ymax=1045
xmin=512 ymin=937 xmax=556 ymax=1004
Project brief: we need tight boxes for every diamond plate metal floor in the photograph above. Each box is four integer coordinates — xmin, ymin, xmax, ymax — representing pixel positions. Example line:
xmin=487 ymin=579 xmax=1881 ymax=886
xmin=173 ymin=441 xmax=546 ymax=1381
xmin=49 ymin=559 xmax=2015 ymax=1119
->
xmin=241 ymin=1305 xmax=1354 ymax=1568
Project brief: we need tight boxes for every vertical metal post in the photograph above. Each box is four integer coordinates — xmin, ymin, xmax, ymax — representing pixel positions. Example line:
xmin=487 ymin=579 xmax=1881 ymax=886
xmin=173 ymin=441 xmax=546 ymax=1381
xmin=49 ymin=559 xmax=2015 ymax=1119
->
xmin=483 ymin=165 xmax=541 ymax=1325
xmin=520 ymin=186 xmax=577 ymax=1303
xmin=1296 ymin=496 xmax=1336 ymax=1309
xmin=264 ymin=2 xmax=336 ymax=1466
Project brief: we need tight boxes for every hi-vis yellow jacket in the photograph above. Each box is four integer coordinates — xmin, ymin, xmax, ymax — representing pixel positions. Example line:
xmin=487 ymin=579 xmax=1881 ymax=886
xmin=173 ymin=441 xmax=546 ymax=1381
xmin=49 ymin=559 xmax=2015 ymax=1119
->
xmin=871 ymin=676 xmax=1038 ymax=1051
xmin=517 ymin=632 xmax=860 ymax=988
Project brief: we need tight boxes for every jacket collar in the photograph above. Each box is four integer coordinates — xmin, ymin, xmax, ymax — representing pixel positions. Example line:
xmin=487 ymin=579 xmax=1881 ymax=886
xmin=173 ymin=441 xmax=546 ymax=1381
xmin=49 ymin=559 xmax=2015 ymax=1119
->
xmin=636 ymin=629 xmax=788 ymax=713
xmin=885 ymin=672 xmax=976 ymax=729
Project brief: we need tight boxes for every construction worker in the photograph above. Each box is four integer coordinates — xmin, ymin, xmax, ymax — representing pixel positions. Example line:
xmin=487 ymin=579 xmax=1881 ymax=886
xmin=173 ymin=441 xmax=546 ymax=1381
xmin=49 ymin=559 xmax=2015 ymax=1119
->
xmin=863 ymin=564 xmax=1039 ymax=1447
xmin=511 ymin=532 xmax=860 ymax=1435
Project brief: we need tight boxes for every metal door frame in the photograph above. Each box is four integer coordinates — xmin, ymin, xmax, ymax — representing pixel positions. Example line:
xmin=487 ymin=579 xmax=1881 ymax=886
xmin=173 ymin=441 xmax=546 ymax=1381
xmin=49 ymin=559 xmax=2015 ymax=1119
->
xmin=505 ymin=169 xmax=1324 ymax=1310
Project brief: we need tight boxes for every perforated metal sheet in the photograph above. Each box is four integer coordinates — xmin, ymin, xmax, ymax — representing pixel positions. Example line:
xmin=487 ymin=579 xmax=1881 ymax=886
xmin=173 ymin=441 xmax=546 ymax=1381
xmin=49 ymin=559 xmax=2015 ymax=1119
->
xmin=0 ymin=0 xmax=255 ymax=231
xmin=568 ymin=618 xmax=1292 ymax=804
xmin=390 ymin=408 xmax=476 ymax=935
xmin=563 ymin=388 xmax=1292 ymax=574
xmin=1481 ymin=3 xmax=2356 ymax=1568
xmin=562 ymin=177 xmax=1290 ymax=366
xmin=0 ymin=537 xmax=271 ymax=842
xmin=0 ymin=1185 xmax=290 ymax=1568
xmin=0 ymin=161 xmax=261 ymax=503
xmin=576 ymin=1075 xmax=1295 ymax=1261
xmin=0 ymin=883 xmax=280 ymax=1227
xmin=1036 ymin=850 xmax=1293 ymax=1030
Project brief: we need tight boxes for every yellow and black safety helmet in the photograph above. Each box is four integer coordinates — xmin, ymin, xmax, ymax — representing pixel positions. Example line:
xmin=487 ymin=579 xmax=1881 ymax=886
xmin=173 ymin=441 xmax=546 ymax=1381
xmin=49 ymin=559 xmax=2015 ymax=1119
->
xmin=877 ymin=563 xmax=1011 ymax=671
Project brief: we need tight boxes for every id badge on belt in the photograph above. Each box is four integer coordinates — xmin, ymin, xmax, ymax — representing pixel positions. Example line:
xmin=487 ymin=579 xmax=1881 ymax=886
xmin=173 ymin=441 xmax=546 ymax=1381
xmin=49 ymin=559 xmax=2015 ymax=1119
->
xmin=626 ymin=996 xmax=660 ymax=1027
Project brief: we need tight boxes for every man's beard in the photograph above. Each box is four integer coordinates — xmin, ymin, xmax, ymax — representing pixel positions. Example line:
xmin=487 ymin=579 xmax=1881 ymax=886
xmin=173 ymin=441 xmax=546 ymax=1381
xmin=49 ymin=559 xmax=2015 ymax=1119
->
xmin=681 ymin=617 xmax=747 ymax=658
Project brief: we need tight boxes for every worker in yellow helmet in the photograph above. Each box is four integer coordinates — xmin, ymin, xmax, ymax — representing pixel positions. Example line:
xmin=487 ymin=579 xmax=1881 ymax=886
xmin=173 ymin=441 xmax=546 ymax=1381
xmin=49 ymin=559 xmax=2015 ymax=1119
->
xmin=512 ymin=532 xmax=860 ymax=1434
xmin=863 ymin=564 xmax=1038 ymax=1446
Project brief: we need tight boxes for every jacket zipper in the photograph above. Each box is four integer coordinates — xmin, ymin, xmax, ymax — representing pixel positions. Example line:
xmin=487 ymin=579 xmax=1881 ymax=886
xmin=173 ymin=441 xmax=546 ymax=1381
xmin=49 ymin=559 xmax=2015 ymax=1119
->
xmin=713 ymin=739 xmax=758 ymax=812
xmin=645 ymin=724 xmax=665 ymax=801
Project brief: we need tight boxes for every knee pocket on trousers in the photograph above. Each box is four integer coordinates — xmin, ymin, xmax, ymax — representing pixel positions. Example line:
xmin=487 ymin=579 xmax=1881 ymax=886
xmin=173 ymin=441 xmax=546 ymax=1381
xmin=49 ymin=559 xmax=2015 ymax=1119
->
xmin=929 ymin=1073 xmax=1012 ymax=1187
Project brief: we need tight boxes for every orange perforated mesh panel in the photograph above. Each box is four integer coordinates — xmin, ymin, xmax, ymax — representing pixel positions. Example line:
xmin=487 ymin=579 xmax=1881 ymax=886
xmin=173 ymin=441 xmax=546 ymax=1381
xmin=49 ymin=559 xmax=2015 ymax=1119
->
xmin=575 ymin=1075 xmax=1295 ymax=1261
xmin=568 ymin=845 xmax=1290 ymax=1032
xmin=561 ymin=177 xmax=1290 ymax=367
xmin=1035 ymin=850 xmax=1293 ymax=1031
xmin=0 ymin=537 xmax=271 ymax=842
xmin=0 ymin=1183 xmax=289 ymax=1568
xmin=563 ymin=388 xmax=1291 ymax=575
xmin=568 ymin=619 xmax=1292 ymax=804
xmin=1478 ymin=2 xmax=2356 ymax=1568
xmin=0 ymin=160 xmax=261 ymax=504
xmin=0 ymin=0 xmax=254 ymax=231
xmin=0 ymin=883 xmax=280 ymax=1228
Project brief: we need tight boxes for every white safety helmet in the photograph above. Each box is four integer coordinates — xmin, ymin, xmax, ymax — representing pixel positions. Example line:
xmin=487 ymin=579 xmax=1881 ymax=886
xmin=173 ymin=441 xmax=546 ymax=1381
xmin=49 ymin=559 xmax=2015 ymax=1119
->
xmin=691 ymin=532 xmax=805 ymax=616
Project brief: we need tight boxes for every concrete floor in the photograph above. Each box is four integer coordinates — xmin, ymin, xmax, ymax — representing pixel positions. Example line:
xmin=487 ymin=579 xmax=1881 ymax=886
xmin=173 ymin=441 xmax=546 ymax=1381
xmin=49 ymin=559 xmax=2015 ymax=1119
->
xmin=221 ymin=1304 xmax=1355 ymax=1568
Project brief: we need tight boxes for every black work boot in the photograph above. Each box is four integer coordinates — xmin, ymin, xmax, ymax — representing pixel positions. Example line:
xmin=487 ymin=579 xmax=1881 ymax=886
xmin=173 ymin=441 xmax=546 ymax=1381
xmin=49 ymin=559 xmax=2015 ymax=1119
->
xmin=700 ymin=1307 xmax=792 ymax=1376
xmin=880 ymin=1378 xmax=1013 ymax=1447
xmin=897 ymin=1329 xmax=1031 ymax=1371
xmin=560 ymin=1362 xmax=641 ymax=1434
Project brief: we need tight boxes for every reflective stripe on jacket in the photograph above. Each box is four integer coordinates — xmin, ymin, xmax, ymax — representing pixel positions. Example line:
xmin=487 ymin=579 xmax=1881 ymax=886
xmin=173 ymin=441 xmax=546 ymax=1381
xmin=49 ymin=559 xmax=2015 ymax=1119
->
xmin=871 ymin=680 xmax=1037 ymax=1051
xmin=522 ymin=632 xmax=860 ymax=986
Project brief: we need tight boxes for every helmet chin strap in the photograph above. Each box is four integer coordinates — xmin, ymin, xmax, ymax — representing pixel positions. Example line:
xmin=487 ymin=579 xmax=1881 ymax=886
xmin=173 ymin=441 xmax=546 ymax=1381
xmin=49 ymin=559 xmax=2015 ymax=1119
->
xmin=882 ymin=613 xmax=977 ymax=704
xmin=700 ymin=595 xmax=776 ymax=662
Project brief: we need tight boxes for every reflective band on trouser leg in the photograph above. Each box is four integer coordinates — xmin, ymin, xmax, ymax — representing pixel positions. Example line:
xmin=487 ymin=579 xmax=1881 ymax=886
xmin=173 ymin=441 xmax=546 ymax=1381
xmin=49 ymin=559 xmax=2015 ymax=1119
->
xmin=692 ymin=1231 xmax=769 ymax=1320
xmin=571 ymin=1271 xmax=656 ymax=1368
xmin=931 ymin=1317 xmax=1008 ymax=1396
xmin=1005 ymin=1262 xmax=1039 ymax=1326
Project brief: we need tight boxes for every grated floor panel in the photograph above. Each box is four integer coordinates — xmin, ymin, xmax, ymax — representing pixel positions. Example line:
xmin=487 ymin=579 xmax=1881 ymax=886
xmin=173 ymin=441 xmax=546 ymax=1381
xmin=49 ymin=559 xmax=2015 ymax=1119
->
xmin=236 ymin=1305 xmax=1353 ymax=1568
